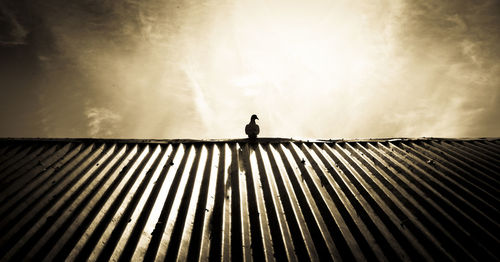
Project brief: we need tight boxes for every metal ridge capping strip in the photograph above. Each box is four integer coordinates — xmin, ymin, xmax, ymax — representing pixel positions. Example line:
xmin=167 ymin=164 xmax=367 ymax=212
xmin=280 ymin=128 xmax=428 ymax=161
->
xmin=0 ymin=139 xmax=499 ymax=261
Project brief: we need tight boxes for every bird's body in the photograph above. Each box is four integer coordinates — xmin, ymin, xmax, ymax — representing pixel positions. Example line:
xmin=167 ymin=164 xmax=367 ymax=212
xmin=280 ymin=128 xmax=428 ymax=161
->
xmin=245 ymin=115 xmax=260 ymax=139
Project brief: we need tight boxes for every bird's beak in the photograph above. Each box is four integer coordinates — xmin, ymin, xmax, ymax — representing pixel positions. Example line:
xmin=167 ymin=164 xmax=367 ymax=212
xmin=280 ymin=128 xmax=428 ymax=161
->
xmin=256 ymin=116 xmax=259 ymax=120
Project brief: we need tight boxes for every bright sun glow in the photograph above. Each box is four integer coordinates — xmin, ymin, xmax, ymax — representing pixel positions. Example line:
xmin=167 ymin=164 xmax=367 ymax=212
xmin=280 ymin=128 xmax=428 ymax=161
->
xmin=171 ymin=0 xmax=399 ymax=138
xmin=232 ymin=1 xmax=375 ymax=86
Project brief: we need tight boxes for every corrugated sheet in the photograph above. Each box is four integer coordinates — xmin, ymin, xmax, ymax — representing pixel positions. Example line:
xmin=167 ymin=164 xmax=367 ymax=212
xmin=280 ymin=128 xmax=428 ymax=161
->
xmin=0 ymin=138 xmax=499 ymax=261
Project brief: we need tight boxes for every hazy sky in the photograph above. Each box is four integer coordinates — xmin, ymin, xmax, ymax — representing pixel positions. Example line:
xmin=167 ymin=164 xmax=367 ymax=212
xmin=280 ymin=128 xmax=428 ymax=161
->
xmin=1 ymin=0 xmax=499 ymax=139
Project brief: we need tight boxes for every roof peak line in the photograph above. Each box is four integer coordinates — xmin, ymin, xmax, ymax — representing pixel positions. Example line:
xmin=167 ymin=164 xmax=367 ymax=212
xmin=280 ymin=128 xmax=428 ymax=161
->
xmin=0 ymin=137 xmax=498 ymax=144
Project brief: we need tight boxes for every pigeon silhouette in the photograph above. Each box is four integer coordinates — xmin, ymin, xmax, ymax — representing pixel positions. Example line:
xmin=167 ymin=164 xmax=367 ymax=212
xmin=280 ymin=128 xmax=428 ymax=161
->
xmin=245 ymin=114 xmax=260 ymax=139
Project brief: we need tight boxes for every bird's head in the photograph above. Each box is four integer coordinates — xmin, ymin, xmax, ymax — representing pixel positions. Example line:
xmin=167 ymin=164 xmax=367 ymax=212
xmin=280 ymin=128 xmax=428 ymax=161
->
xmin=251 ymin=114 xmax=259 ymax=121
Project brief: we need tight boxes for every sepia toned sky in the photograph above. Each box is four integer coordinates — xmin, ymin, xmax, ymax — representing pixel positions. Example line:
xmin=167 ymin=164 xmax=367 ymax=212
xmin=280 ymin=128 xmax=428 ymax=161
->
xmin=1 ymin=0 xmax=499 ymax=139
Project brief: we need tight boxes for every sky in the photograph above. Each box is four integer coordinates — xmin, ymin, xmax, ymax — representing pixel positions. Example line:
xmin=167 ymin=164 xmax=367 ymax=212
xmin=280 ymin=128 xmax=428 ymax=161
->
xmin=0 ymin=0 xmax=499 ymax=139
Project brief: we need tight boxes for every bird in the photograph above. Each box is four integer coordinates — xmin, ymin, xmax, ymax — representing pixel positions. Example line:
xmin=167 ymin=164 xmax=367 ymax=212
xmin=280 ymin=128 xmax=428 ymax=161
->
xmin=245 ymin=114 xmax=260 ymax=139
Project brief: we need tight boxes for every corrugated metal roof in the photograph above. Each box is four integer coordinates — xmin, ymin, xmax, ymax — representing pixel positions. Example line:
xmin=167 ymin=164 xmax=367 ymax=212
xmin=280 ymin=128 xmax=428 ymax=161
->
xmin=0 ymin=138 xmax=499 ymax=261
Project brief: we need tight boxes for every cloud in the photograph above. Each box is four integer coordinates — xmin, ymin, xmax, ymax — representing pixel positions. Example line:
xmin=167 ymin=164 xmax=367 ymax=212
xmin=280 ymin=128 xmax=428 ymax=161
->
xmin=376 ymin=0 xmax=500 ymax=138
xmin=85 ymin=107 xmax=122 ymax=137
xmin=0 ymin=1 xmax=29 ymax=45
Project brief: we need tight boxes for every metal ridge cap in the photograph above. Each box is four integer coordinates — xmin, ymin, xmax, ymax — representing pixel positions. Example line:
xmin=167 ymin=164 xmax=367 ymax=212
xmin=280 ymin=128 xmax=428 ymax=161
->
xmin=317 ymin=137 xmax=500 ymax=143
xmin=0 ymin=137 xmax=498 ymax=144
xmin=0 ymin=137 xmax=298 ymax=144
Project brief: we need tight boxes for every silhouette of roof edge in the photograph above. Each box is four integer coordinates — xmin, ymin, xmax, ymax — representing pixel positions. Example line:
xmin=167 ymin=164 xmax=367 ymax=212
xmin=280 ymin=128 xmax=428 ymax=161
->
xmin=1 ymin=136 xmax=498 ymax=144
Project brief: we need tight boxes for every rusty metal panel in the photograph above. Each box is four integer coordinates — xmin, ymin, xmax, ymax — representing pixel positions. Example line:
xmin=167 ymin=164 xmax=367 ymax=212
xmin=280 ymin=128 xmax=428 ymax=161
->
xmin=0 ymin=138 xmax=499 ymax=261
